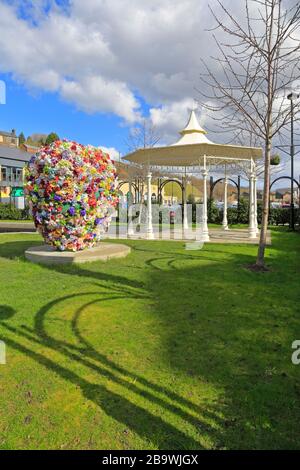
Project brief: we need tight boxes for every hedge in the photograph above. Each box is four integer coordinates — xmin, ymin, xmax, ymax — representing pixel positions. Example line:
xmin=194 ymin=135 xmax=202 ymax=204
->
xmin=185 ymin=198 xmax=299 ymax=226
xmin=5 ymin=198 xmax=295 ymax=226
xmin=0 ymin=203 xmax=32 ymax=221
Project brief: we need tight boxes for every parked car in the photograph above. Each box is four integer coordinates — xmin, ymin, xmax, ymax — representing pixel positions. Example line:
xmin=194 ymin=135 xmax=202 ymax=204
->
xmin=270 ymin=202 xmax=281 ymax=209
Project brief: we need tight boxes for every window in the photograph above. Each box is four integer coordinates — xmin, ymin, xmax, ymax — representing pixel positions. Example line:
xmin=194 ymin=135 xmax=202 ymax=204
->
xmin=1 ymin=166 xmax=7 ymax=181
xmin=12 ymin=168 xmax=19 ymax=182
xmin=16 ymin=168 xmax=23 ymax=182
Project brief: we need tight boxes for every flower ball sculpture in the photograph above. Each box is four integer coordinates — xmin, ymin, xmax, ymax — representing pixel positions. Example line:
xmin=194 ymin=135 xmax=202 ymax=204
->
xmin=25 ymin=140 xmax=118 ymax=252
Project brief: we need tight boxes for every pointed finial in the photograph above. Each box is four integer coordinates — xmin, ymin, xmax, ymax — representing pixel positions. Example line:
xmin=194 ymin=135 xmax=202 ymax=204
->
xmin=179 ymin=107 xmax=207 ymax=136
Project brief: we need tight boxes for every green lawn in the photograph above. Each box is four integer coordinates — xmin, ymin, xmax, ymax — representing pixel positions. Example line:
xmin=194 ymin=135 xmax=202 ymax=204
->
xmin=0 ymin=229 xmax=299 ymax=450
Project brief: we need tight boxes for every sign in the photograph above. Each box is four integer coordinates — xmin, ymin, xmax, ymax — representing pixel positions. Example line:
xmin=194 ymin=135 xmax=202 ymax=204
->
xmin=11 ymin=187 xmax=24 ymax=197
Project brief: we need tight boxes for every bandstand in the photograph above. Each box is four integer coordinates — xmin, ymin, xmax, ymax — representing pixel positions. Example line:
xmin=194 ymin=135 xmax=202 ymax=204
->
xmin=122 ymin=110 xmax=263 ymax=242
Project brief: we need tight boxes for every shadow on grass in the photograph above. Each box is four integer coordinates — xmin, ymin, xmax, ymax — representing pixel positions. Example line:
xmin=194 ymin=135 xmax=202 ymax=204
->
xmin=0 ymin=229 xmax=300 ymax=449
xmin=0 ymin=240 xmax=212 ymax=449
xmin=0 ymin=240 xmax=144 ymax=290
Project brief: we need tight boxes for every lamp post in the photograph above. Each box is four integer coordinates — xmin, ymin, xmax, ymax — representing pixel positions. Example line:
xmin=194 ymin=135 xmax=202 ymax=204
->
xmin=287 ymin=92 xmax=299 ymax=230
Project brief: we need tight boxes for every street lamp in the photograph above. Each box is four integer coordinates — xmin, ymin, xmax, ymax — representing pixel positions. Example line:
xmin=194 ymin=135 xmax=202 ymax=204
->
xmin=287 ymin=92 xmax=299 ymax=230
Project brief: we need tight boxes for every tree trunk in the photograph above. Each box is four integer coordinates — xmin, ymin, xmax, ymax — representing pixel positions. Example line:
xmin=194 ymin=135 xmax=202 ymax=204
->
xmin=256 ymin=139 xmax=271 ymax=267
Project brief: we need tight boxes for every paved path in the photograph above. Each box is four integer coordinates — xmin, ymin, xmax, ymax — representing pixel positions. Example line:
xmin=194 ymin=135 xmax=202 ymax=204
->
xmin=0 ymin=222 xmax=271 ymax=245
xmin=0 ymin=222 xmax=36 ymax=233
xmin=104 ymin=226 xmax=272 ymax=245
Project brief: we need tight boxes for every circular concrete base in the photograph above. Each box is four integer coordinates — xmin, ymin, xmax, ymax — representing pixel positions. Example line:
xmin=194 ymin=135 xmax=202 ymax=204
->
xmin=25 ymin=243 xmax=131 ymax=265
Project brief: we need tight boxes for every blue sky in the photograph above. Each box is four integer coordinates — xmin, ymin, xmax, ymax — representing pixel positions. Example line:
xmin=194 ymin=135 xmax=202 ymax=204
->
xmin=0 ymin=0 xmax=204 ymax=157
xmin=0 ymin=72 xmax=141 ymax=157
xmin=0 ymin=0 xmax=298 ymax=180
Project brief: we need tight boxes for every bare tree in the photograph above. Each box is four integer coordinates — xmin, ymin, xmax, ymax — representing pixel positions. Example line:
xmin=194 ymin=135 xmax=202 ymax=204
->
xmin=125 ymin=118 xmax=161 ymax=152
xmin=124 ymin=119 xmax=162 ymax=227
xmin=199 ymin=0 xmax=300 ymax=268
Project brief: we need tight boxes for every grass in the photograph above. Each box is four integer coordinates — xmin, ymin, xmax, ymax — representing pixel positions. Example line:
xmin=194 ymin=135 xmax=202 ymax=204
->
xmin=0 ymin=228 xmax=299 ymax=450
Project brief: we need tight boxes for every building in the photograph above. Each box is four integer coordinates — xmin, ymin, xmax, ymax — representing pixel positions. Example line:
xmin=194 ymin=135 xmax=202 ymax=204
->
xmin=0 ymin=129 xmax=19 ymax=147
xmin=0 ymin=145 xmax=32 ymax=208
xmin=23 ymin=143 xmax=40 ymax=154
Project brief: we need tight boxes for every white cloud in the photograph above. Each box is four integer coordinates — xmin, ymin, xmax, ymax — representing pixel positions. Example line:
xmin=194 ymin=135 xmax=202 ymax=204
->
xmin=0 ymin=0 xmax=299 ymax=181
xmin=99 ymin=146 xmax=120 ymax=162
xmin=60 ymin=76 xmax=140 ymax=123
xmin=149 ymin=98 xmax=196 ymax=144
xmin=0 ymin=0 xmax=216 ymax=129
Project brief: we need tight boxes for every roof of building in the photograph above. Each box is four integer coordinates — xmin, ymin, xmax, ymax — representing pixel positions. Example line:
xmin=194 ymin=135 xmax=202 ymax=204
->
xmin=0 ymin=145 xmax=32 ymax=168
xmin=0 ymin=129 xmax=17 ymax=137
xmin=24 ymin=143 xmax=40 ymax=150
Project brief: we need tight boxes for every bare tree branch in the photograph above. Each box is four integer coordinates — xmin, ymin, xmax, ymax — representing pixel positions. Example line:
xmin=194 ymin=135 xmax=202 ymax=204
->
xmin=199 ymin=0 xmax=300 ymax=267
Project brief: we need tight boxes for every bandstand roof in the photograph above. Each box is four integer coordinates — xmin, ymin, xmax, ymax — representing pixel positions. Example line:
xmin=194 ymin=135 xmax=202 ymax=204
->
xmin=123 ymin=110 xmax=262 ymax=167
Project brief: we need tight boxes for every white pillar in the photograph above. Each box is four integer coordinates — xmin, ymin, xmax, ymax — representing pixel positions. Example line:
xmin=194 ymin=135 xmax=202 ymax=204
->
xmin=222 ymin=177 xmax=229 ymax=231
xmin=199 ymin=157 xmax=210 ymax=242
xmin=254 ymin=176 xmax=259 ymax=234
xmin=248 ymin=172 xmax=257 ymax=239
xmin=137 ymin=178 xmax=144 ymax=229
xmin=146 ymin=171 xmax=154 ymax=239
xmin=183 ymin=175 xmax=189 ymax=231
xmin=127 ymin=180 xmax=134 ymax=236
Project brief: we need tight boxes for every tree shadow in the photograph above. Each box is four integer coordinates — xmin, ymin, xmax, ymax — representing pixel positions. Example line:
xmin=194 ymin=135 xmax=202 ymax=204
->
xmin=143 ymin=239 xmax=300 ymax=449
xmin=2 ymin=332 xmax=203 ymax=449
xmin=0 ymin=240 xmax=144 ymax=290
xmin=1 ymin=230 xmax=299 ymax=449
xmin=0 ymin=305 xmax=16 ymax=321
xmin=0 ymin=243 xmax=217 ymax=448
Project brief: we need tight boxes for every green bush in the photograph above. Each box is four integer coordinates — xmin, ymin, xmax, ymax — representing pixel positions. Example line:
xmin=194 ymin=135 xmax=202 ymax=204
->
xmin=268 ymin=207 xmax=299 ymax=226
xmin=206 ymin=199 xmax=299 ymax=227
xmin=207 ymin=198 xmax=219 ymax=223
xmin=214 ymin=198 xmax=249 ymax=225
xmin=0 ymin=203 xmax=32 ymax=221
xmin=270 ymin=154 xmax=281 ymax=165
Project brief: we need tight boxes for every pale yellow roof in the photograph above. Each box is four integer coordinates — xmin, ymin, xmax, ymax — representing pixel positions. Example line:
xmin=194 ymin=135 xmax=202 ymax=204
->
xmin=173 ymin=109 xmax=212 ymax=146
xmin=123 ymin=110 xmax=263 ymax=167
xmin=124 ymin=142 xmax=262 ymax=166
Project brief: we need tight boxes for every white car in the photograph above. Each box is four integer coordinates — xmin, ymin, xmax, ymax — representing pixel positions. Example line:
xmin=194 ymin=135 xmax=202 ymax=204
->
xmin=270 ymin=202 xmax=281 ymax=209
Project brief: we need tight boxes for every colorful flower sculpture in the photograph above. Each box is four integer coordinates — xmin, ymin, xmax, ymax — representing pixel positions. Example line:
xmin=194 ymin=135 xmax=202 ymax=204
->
xmin=25 ymin=140 xmax=118 ymax=251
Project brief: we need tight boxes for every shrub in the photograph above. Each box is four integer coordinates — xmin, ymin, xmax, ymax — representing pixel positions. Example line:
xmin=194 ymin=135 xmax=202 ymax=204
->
xmin=207 ymin=199 xmax=219 ymax=223
xmin=236 ymin=198 xmax=249 ymax=224
xmin=0 ymin=203 xmax=31 ymax=220
xmin=270 ymin=154 xmax=281 ymax=165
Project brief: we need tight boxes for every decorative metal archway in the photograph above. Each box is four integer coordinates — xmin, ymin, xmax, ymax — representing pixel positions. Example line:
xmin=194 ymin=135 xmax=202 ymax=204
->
xmin=209 ymin=176 xmax=242 ymax=222
xmin=210 ymin=177 xmax=239 ymax=195
xmin=117 ymin=181 xmax=139 ymax=203
xmin=270 ymin=176 xmax=300 ymax=192
xmin=158 ymin=178 xmax=184 ymax=204
xmin=269 ymin=176 xmax=300 ymax=213
xmin=269 ymin=176 xmax=300 ymax=227
xmin=210 ymin=176 xmax=241 ymax=203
